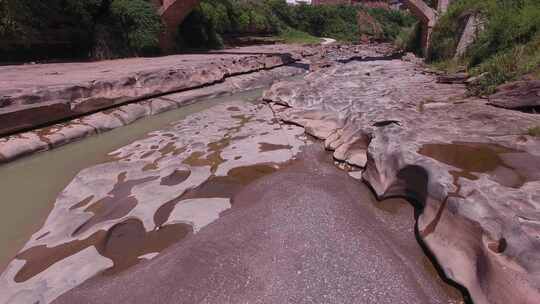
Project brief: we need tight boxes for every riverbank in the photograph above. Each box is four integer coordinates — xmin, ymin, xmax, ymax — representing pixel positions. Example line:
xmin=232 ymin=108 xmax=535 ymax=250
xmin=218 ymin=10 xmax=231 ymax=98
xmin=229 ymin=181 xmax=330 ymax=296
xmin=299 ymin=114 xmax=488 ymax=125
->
xmin=1 ymin=41 xmax=539 ymax=304
xmin=264 ymin=48 xmax=540 ymax=304
xmin=0 ymin=43 xmax=393 ymax=164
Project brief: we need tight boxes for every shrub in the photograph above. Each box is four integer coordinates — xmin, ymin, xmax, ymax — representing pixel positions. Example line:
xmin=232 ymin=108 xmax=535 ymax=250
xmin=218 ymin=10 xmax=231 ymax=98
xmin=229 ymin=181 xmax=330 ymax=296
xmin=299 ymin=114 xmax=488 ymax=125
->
xmin=291 ymin=4 xmax=360 ymax=41
xmin=109 ymin=0 xmax=162 ymax=55
xmin=366 ymin=7 xmax=416 ymax=40
xmin=278 ymin=28 xmax=320 ymax=44
xmin=0 ymin=0 xmax=21 ymax=39
xmin=471 ymin=34 xmax=540 ymax=94
xmin=395 ymin=21 xmax=422 ymax=54
xmin=0 ymin=0 xmax=160 ymax=60
xmin=0 ymin=0 xmax=103 ymax=60
xmin=429 ymin=0 xmax=540 ymax=94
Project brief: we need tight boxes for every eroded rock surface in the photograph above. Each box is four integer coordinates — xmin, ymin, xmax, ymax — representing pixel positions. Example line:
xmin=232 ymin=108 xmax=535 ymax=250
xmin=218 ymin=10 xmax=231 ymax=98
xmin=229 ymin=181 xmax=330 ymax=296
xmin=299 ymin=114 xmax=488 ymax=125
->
xmin=0 ymin=43 xmax=393 ymax=165
xmin=0 ymin=100 xmax=306 ymax=304
xmin=0 ymin=65 xmax=306 ymax=163
xmin=53 ymin=145 xmax=463 ymax=304
xmin=489 ymin=80 xmax=540 ymax=110
xmin=0 ymin=45 xmax=305 ymax=136
xmin=264 ymin=55 xmax=540 ymax=304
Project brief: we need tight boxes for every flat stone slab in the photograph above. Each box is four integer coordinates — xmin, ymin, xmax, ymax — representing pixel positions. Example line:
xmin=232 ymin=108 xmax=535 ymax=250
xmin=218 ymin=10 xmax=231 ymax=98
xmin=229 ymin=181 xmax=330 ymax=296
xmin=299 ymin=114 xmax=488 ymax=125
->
xmin=264 ymin=55 xmax=540 ymax=304
xmin=0 ymin=45 xmax=307 ymax=136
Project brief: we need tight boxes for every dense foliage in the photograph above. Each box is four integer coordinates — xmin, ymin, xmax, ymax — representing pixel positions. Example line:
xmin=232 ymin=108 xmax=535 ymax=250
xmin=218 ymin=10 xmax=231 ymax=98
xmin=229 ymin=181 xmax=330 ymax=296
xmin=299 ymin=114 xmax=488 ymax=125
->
xmin=178 ymin=0 xmax=359 ymax=49
xmin=178 ymin=0 xmax=415 ymax=49
xmin=0 ymin=0 xmax=102 ymax=60
xmin=1 ymin=0 xmax=414 ymax=60
xmin=0 ymin=0 xmax=161 ymax=61
xmin=111 ymin=0 xmax=161 ymax=53
xmin=429 ymin=0 xmax=540 ymax=93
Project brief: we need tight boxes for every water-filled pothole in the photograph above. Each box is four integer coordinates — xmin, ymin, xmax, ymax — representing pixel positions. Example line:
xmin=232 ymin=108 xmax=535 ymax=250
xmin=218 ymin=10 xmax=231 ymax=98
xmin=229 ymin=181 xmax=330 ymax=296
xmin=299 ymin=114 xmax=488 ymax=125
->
xmin=419 ymin=142 xmax=540 ymax=188
xmin=14 ymin=219 xmax=191 ymax=282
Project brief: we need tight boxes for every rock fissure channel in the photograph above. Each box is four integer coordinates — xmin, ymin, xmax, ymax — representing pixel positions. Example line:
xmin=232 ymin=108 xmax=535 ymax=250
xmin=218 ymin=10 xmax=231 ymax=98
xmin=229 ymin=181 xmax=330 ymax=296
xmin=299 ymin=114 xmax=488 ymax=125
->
xmin=0 ymin=44 xmax=538 ymax=304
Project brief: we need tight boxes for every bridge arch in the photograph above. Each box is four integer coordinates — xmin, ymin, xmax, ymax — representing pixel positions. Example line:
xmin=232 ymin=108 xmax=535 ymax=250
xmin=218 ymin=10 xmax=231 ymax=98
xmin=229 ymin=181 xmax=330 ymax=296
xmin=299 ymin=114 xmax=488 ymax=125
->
xmin=152 ymin=0 xmax=201 ymax=53
xmin=154 ymin=0 xmax=451 ymax=54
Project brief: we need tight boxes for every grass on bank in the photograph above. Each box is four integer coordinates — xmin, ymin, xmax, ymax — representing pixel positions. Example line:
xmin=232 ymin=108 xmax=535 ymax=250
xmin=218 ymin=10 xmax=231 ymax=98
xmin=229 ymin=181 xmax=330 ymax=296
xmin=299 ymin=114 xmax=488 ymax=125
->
xmin=426 ymin=0 xmax=540 ymax=94
xmin=528 ymin=126 xmax=540 ymax=137
xmin=470 ymin=34 xmax=540 ymax=94
xmin=277 ymin=28 xmax=321 ymax=44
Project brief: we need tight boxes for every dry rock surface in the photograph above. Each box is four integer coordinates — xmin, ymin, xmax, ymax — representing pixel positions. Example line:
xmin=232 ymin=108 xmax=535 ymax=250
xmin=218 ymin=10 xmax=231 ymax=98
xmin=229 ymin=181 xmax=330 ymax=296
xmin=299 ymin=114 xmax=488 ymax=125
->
xmin=488 ymin=80 xmax=540 ymax=110
xmin=0 ymin=45 xmax=306 ymax=137
xmin=51 ymin=145 xmax=463 ymax=304
xmin=0 ymin=43 xmax=468 ymax=304
xmin=263 ymin=49 xmax=540 ymax=304
xmin=4 ymin=42 xmax=537 ymax=304
xmin=0 ymin=98 xmax=306 ymax=304
xmin=0 ymin=65 xmax=306 ymax=163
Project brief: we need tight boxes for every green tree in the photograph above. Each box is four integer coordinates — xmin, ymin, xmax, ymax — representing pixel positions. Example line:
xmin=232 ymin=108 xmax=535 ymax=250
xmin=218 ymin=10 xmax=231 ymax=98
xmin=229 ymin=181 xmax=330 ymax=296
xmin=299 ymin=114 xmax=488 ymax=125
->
xmin=109 ymin=0 xmax=162 ymax=55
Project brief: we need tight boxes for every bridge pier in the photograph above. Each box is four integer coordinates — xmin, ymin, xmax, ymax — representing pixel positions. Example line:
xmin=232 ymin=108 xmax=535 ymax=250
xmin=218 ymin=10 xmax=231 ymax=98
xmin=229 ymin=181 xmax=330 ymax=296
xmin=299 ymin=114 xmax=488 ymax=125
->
xmin=403 ymin=0 xmax=455 ymax=57
xmin=154 ymin=0 xmax=201 ymax=54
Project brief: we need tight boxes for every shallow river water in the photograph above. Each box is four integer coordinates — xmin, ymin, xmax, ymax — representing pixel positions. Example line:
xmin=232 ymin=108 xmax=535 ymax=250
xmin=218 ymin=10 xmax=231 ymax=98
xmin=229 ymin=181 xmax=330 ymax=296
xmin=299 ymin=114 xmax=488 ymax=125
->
xmin=0 ymin=88 xmax=264 ymax=270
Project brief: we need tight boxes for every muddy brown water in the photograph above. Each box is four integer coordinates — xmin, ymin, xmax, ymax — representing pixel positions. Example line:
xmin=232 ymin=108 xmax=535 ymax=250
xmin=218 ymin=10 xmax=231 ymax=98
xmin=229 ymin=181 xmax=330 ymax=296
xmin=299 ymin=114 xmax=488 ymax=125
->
xmin=0 ymin=88 xmax=265 ymax=271
xmin=51 ymin=145 xmax=465 ymax=304
xmin=418 ymin=142 xmax=540 ymax=244
xmin=153 ymin=164 xmax=280 ymax=228
xmin=418 ymin=142 xmax=540 ymax=188
xmin=14 ymin=219 xmax=192 ymax=282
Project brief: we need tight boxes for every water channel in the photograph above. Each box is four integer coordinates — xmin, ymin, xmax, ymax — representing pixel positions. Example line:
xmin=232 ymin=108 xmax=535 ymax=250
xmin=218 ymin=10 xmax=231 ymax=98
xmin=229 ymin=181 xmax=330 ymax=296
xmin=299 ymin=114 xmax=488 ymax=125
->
xmin=0 ymin=88 xmax=264 ymax=270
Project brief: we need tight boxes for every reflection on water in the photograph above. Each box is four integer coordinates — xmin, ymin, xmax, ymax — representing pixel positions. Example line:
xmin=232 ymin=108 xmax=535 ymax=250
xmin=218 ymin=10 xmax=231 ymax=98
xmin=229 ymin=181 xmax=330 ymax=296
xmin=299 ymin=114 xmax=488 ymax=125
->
xmin=419 ymin=142 xmax=540 ymax=188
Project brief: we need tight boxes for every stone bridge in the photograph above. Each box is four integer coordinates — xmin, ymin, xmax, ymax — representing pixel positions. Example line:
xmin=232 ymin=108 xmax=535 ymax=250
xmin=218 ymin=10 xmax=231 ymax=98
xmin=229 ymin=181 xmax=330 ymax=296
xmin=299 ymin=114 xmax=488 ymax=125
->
xmin=403 ymin=0 xmax=452 ymax=55
xmin=154 ymin=0 xmax=452 ymax=54
xmin=152 ymin=0 xmax=201 ymax=53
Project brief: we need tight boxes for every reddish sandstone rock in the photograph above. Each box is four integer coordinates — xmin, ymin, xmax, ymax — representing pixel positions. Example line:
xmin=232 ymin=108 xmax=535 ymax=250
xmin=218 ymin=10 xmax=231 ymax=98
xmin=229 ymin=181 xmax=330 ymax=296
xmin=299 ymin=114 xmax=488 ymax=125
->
xmin=264 ymin=51 xmax=540 ymax=304
xmin=489 ymin=80 xmax=540 ymax=110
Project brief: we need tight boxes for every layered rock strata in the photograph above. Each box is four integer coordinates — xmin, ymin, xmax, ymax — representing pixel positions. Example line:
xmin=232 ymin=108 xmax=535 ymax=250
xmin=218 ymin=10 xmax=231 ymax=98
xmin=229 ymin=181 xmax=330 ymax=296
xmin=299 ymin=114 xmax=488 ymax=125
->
xmin=0 ymin=45 xmax=309 ymax=137
xmin=0 ymin=43 xmax=396 ymax=164
xmin=489 ymin=80 xmax=540 ymax=110
xmin=264 ymin=56 xmax=540 ymax=304
xmin=0 ymin=65 xmax=305 ymax=164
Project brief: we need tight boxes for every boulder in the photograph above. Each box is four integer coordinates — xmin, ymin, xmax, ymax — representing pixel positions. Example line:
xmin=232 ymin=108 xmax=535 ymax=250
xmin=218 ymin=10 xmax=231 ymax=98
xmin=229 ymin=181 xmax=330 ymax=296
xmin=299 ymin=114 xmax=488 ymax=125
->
xmin=489 ymin=80 xmax=540 ymax=110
